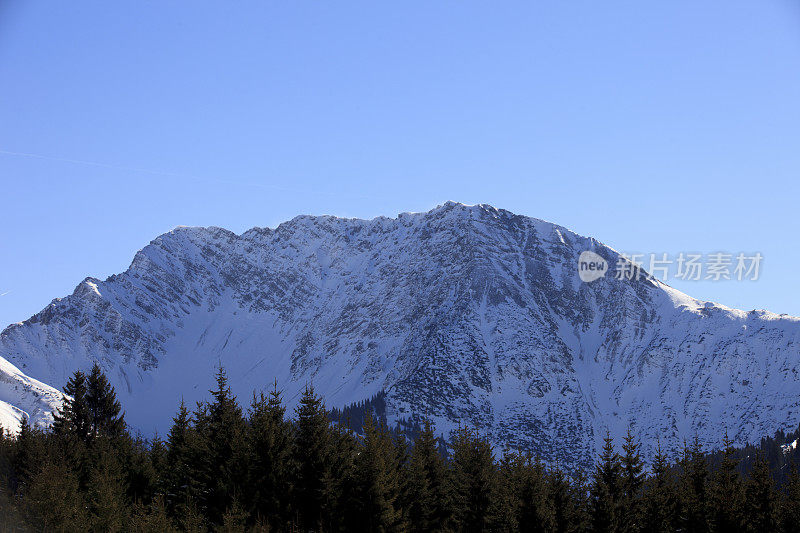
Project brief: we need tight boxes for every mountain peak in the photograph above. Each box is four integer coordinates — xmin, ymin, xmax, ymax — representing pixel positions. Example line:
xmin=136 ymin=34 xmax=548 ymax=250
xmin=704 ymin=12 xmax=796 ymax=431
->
xmin=1 ymin=205 xmax=799 ymax=468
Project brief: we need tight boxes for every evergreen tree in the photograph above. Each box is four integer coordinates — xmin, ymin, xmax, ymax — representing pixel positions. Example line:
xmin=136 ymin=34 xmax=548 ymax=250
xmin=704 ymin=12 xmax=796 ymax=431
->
xmin=780 ymin=461 xmax=800 ymax=533
xmin=12 ymin=416 xmax=38 ymax=492
xmin=744 ymin=451 xmax=777 ymax=532
xmin=165 ymin=398 xmax=198 ymax=515
xmin=147 ymin=434 xmax=169 ymax=500
xmin=570 ymin=469 xmax=592 ymax=533
xmin=193 ymin=367 xmax=248 ymax=525
xmin=517 ymin=454 xmax=554 ymax=533
xmin=489 ymin=450 xmax=523 ymax=532
xmin=641 ymin=441 xmax=675 ymax=533
xmin=291 ymin=385 xmax=332 ymax=531
xmin=325 ymin=413 xmax=358 ymax=531
xmin=86 ymin=440 xmax=130 ymax=532
xmin=53 ymin=370 xmax=91 ymax=443
xmin=591 ymin=432 xmax=621 ymax=533
xmin=709 ymin=432 xmax=743 ymax=531
xmin=407 ymin=418 xmax=450 ymax=532
xmin=352 ymin=412 xmax=403 ymax=532
xmin=129 ymin=496 xmax=175 ymax=533
xmin=449 ymin=426 xmax=497 ymax=533
xmin=550 ymin=464 xmax=580 ymax=533
xmin=394 ymin=432 xmax=413 ymax=528
xmin=619 ymin=428 xmax=644 ymax=533
xmin=219 ymin=498 xmax=248 ymax=533
xmin=86 ymin=363 xmax=125 ymax=439
xmin=678 ymin=437 xmax=710 ymax=533
xmin=24 ymin=458 xmax=88 ymax=532
xmin=246 ymin=384 xmax=292 ymax=530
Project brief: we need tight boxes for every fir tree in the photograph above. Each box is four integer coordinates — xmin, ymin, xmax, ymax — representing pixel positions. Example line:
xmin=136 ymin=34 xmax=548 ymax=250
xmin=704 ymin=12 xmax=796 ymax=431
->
xmin=193 ymin=367 xmax=248 ymax=525
xmin=407 ymin=418 xmax=450 ymax=532
xmin=550 ymin=465 xmax=578 ymax=533
xmin=779 ymin=461 xmax=800 ymax=533
xmin=12 ymin=415 xmax=38 ymax=492
xmin=325 ymin=414 xmax=358 ymax=531
xmin=518 ymin=454 xmax=554 ymax=533
xmin=352 ymin=412 xmax=403 ymax=532
xmin=165 ymin=398 xmax=197 ymax=515
xmin=619 ymin=428 xmax=644 ymax=533
xmin=24 ymin=458 xmax=88 ymax=532
xmin=591 ymin=432 xmax=621 ymax=533
xmin=86 ymin=440 xmax=130 ymax=532
xmin=291 ymin=385 xmax=332 ymax=531
xmin=246 ymin=384 xmax=292 ymax=530
xmin=53 ymin=370 xmax=91 ymax=443
xmin=744 ymin=451 xmax=777 ymax=532
xmin=449 ymin=426 xmax=497 ymax=533
xmin=129 ymin=496 xmax=175 ymax=533
xmin=709 ymin=431 xmax=743 ymax=531
xmin=86 ymin=363 xmax=125 ymax=439
xmin=489 ymin=450 xmax=523 ymax=532
xmin=641 ymin=441 xmax=675 ymax=533
xmin=394 ymin=432 xmax=413 ymax=528
xmin=678 ymin=437 xmax=710 ymax=533
xmin=219 ymin=498 xmax=248 ymax=533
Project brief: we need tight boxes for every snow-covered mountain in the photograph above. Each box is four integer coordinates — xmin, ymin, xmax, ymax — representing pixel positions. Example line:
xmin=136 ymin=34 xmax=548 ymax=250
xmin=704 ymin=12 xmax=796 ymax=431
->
xmin=1 ymin=202 xmax=798 ymax=467
xmin=0 ymin=355 xmax=64 ymax=435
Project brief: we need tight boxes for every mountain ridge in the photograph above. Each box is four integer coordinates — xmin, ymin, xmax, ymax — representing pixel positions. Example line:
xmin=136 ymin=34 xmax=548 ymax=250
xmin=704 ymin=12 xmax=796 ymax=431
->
xmin=1 ymin=202 xmax=798 ymax=468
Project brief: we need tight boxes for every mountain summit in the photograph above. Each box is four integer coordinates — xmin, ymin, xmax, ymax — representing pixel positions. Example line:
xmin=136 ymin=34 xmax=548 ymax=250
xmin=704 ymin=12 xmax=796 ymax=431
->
xmin=1 ymin=202 xmax=798 ymax=467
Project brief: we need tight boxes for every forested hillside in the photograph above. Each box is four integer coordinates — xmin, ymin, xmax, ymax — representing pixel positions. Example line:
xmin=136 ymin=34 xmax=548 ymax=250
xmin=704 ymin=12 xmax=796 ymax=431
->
xmin=1 ymin=366 xmax=800 ymax=532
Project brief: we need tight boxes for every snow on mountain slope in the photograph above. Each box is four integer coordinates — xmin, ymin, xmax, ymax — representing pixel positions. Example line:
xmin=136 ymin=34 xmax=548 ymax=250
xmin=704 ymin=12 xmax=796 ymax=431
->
xmin=1 ymin=202 xmax=798 ymax=467
xmin=0 ymin=355 xmax=64 ymax=434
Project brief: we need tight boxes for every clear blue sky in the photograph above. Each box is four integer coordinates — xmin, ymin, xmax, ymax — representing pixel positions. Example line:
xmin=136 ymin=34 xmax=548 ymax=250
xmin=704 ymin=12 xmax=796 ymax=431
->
xmin=1 ymin=1 xmax=799 ymax=328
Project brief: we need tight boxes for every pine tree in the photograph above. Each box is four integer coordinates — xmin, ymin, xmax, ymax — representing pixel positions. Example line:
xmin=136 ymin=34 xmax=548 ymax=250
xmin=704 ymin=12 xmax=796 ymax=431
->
xmin=488 ymin=450 xmax=523 ymax=532
xmin=175 ymin=494 xmax=206 ymax=532
xmin=571 ymin=469 xmax=592 ymax=532
xmin=394 ymin=432 xmax=413 ymax=528
xmin=291 ymin=385 xmax=332 ymax=531
xmin=193 ymin=367 xmax=248 ymax=525
xmin=53 ymin=370 xmax=91 ymax=443
xmin=129 ymin=496 xmax=175 ymax=533
xmin=165 ymin=398 xmax=197 ymax=515
xmin=24 ymin=458 xmax=88 ymax=532
xmin=325 ymin=412 xmax=358 ymax=531
xmin=86 ymin=363 xmax=125 ymax=439
xmin=407 ymin=418 xmax=450 ymax=532
xmin=246 ymin=384 xmax=292 ymax=530
xmin=709 ymin=432 xmax=743 ymax=531
xmin=148 ymin=434 xmax=169 ymax=500
xmin=517 ymin=454 xmax=554 ymax=533
xmin=641 ymin=441 xmax=676 ymax=533
xmin=219 ymin=498 xmax=248 ymax=533
xmin=550 ymin=464 xmax=580 ymax=533
xmin=619 ymin=428 xmax=644 ymax=533
xmin=591 ymin=432 xmax=621 ymax=533
xmin=449 ymin=426 xmax=497 ymax=533
xmin=13 ymin=415 xmax=38 ymax=492
xmin=744 ymin=451 xmax=777 ymax=532
xmin=678 ymin=437 xmax=710 ymax=533
xmin=779 ymin=461 xmax=800 ymax=533
xmin=86 ymin=440 xmax=130 ymax=532
xmin=352 ymin=412 xmax=403 ymax=532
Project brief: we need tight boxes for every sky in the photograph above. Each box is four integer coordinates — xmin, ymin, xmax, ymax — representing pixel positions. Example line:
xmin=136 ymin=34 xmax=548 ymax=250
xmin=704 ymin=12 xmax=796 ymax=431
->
xmin=1 ymin=0 xmax=799 ymax=328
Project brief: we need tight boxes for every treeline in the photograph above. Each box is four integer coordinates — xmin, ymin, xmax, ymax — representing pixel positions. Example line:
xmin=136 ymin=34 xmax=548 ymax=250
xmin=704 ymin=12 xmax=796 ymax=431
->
xmin=1 ymin=366 xmax=800 ymax=532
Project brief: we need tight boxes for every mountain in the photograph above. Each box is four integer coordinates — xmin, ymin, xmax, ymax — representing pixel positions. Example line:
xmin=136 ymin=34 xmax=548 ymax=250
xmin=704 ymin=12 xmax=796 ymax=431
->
xmin=0 ymin=355 xmax=63 ymax=434
xmin=1 ymin=202 xmax=798 ymax=468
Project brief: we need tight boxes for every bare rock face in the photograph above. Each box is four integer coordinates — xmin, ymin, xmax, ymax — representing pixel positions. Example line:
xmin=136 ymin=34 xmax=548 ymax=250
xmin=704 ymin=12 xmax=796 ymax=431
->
xmin=1 ymin=202 xmax=798 ymax=468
